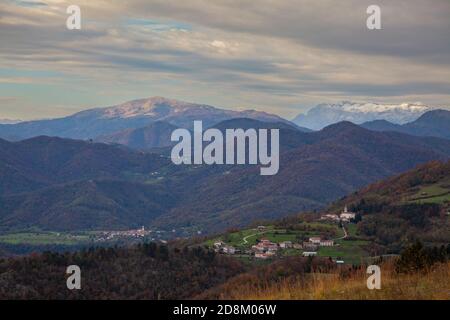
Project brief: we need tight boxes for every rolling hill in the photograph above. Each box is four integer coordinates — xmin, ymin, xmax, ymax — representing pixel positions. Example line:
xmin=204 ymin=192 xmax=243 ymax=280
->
xmin=95 ymin=121 xmax=180 ymax=149
xmin=0 ymin=136 xmax=171 ymax=196
xmin=331 ymin=160 xmax=450 ymax=209
xmin=361 ymin=109 xmax=450 ymax=140
xmin=0 ymin=179 xmax=177 ymax=231
xmin=95 ymin=118 xmax=311 ymax=151
xmin=327 ymin=160 xmax=450 ymax=250
xmin=1 ymin=120 xmax=450 ymax=233
xmin=151 ymin=122 xmax=450 ymax=232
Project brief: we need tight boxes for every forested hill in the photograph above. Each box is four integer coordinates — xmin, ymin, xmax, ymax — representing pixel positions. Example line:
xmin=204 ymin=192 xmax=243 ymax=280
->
xmin=0 ymin=244 xmax=243 ymax=299
xmin=329 ymin=160 xmax=450 ymax=251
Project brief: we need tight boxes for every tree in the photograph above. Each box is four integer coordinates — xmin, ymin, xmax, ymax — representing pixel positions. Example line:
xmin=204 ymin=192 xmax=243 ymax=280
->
xmin=395 ymin=241 xmax=427 ymax=273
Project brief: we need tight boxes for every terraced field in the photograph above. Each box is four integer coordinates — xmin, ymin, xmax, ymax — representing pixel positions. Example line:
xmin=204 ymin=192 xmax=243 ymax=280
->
xmin=406 ymin=179 xmax=450 ymax=204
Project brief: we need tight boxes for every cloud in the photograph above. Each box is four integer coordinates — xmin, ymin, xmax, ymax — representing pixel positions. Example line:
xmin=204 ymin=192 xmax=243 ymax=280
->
xmin=0 ymin=0 xmax=449 ymax=120
xmin=9 ymin=0 xmax=48 ymax=7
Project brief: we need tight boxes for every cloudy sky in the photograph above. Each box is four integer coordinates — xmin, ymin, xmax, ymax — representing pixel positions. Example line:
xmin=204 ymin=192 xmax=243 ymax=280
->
xmin=1 ymin=0 xmax=450 ymax=120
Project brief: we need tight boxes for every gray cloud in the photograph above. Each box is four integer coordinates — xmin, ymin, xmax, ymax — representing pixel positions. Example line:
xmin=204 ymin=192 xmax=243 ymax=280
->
xmin=0 ymin=0 xmax=449 ymax=120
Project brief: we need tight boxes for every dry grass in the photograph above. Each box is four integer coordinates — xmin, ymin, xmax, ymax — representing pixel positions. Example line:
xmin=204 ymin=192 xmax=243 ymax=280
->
xmin=224 ymin=261 xmax=450 ymax=300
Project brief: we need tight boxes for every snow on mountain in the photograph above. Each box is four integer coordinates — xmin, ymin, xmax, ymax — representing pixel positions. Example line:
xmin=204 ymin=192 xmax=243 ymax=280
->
xmin=292 ymin=101 xmax=433 ymax=130
xmin=95 ymin=96 xmax=290 ymax=127
xmin=99 ymin=97 xmax=210 ymax=119
xmin=0 ymin=119 xmax=22 ymax=124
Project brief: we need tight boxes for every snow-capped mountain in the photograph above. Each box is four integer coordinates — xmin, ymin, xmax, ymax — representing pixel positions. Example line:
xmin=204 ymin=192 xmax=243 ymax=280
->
xmin=0 ymin=97 xmax=292 ymax=141
xmin=292 ymin=101 xmax=433 ymax=130
xmin=0 ymin=118 xmax=22 ymax=124
xmin=95 ymin=97 xmax=287 ymax=127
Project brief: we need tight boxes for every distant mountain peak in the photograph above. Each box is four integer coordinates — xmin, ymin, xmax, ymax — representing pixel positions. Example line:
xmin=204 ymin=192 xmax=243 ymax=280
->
xmin=0 ymin=97 xmax=293 ymax=141
xmin=360 ymin=109 xmax=450 ymax=139
xmin=293 ymin=101 xmax=434 ymax=130
xmin=0 ymin=118 xmax=22 ymax=124
xmin=415 ymin=108 xmax=450 ymax=121
xmin=319 ymin=120 xmax=369 ymax=135
xmin=322 ymin=101 xmax=430 ymax=113
xmin=99 ymin=96 xmax=214 ymax=119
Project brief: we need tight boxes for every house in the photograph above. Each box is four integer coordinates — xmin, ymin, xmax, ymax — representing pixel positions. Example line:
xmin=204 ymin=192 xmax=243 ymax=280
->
xmin=320 ymin=240 xmax=334 ymax=247
xmin=213 ymin=241 xmax=225 ymax=248
xmin=340 ymin=206 xmax=356 ymax=222
xmin=136 ymin=226 xmax=147 ymax=236
xmin=302 ymin=242 xmax=318 ymax=251
xmin=320 ymin=214 xmax=340 ymax=222
xmin=252 ymin=239 xmax=278 ymax=253
xmin=265 ymin=251 xmax=276 ymax=257
xmin=309 ymin=237 xmax=321 ymax=244
xmin=303 ymin=252 xmax=317 ymax=257
xmin=279 ymin=241 xmax=293 ymax=249
xmin=255 ymin=252 xmax=269 ymax=259
xmin=257 ymin=226 xmax=267 ymax=232
xmin=293 ymin=243 xmax=303 ymax=249
xmin=222 ymin=246 xmax=236 ymax=255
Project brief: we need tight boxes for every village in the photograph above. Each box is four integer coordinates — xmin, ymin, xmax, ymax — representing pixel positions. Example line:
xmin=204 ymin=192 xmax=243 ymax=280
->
xmin=93 ymin=226 xmax=170 ymax=243
xmin=208 ymin=206 xmax=362 ymax=264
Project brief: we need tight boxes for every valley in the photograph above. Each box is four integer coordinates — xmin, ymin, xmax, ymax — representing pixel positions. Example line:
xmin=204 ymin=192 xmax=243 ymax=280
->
xmin=2 ymin=0 xmax=450 ymax=302
xmin=0 ymin=104 xmax=448 ymax=300
xmin=2 ymin=112 xmax=450 ymax=235
xmin=0 ymin=98 xmax=449 ymax=272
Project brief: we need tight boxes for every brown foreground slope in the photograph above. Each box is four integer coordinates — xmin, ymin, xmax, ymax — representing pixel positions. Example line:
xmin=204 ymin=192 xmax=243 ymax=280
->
xmin=201 ymin=260 xmax=450 ymax=300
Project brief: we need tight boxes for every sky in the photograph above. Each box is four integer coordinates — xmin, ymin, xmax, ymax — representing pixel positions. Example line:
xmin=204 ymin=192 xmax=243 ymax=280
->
xmin=1 ymin=0 xmax=450 ymax=120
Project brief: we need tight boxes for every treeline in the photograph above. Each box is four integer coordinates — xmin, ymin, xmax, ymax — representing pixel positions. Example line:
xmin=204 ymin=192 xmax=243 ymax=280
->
xmin=0 ymin=243 xmax=244 ymax=300
xmin=395 ymin=241 xmax=450 ymax=273
xmin=196 ymin=256 xmax=336 ymax=299
xmin=0 ymin=243 xmax=96 ymax=257
xmin=326 ymin=160 xmax=450 ymax=252
xmin=355 ymin=202 xmax=448 ymax=251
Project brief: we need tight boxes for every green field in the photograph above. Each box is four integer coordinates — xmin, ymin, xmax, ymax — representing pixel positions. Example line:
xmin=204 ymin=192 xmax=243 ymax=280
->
xmin=317 ymin=239 xmax=369 ymax=264
xmin=0 ymin=232 xmax=91 ymax=245
xmin=345 ymin=223 xmax=358 ymax=237
xmin=259 ymin=231 xmax=299 ymax=243
xmin=205 ymin=222 xmax=343 ymax=250
xmin=204 ymin=227 xmax=275 ymax=248
xmin=406 ymin=181 xmax=450 ymax=204
xmin=204 ymin=220 xmax=370 ymax=264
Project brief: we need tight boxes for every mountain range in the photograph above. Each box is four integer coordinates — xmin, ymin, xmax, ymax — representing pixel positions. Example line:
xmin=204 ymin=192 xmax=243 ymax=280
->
xmin=0 ymin=97 xmax=295 ymax=141
xmin=292 ymin=101 xmax=434 ymax=130
xmin=95 ymin=121 xmax=180 ymax=149
xmin=0 ymin=119 xmax=21 ymax=125
xmin=152 ymin=121 xmax=450 ymax=231
xmin=1 ymin=97 xmax=448 ymax=148
xmin=95 ymin=109 xmax=450 ymax=151
xmin=2 ymin=119 xmax=450 ymax=233
xmin=360 ymin=109 xmax=450 ymax=140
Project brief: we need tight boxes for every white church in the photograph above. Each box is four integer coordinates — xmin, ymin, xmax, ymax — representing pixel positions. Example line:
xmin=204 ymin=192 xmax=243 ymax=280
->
xmin=340 ymin=206 xmax=356 ymax=222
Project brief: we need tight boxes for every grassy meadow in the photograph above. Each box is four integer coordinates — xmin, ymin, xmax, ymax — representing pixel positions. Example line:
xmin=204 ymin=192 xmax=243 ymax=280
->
xmin=0 ymin=231 xmax=91 ymax=245
xmin=221 ymin=261 xmax=450 ymax=300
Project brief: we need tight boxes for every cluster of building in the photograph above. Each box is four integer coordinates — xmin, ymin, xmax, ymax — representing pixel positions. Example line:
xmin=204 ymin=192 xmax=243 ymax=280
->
xmin=213 ymin=241 xmax=241 ymax=255
xmin=95 ymin=226 xmax=150 ymax=241
xmin=214 ymin=235 xmax=335 ymax=259
xmin=301 ymin=237 xmax=334 ymax=256
xmin=321 ymin=206 xmax=356 ymax=222
xmin=251 ymin=239 xmax=280 ymax=259
xmin=308 ymin=237 xmax=334 ymax=246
